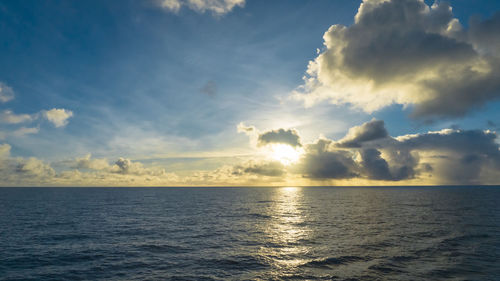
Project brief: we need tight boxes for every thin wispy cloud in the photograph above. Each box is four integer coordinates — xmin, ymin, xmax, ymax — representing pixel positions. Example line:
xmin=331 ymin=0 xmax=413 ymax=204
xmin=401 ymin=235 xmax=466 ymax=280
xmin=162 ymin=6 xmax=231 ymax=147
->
xmin=0 ymin=82 xmax=14 ymax=103
xmin=157 ymin=0 xmax=245 ymax=15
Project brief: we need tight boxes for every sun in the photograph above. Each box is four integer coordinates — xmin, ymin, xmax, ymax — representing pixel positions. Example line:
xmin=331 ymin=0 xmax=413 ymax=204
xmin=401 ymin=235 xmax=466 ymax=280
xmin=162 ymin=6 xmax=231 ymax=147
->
xmin=268 ymin=144 xmax=303 ymax=165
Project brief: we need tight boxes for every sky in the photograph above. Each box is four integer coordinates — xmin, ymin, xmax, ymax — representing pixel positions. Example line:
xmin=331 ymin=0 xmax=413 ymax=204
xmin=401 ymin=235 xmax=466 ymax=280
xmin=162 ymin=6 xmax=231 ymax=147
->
xmin=1 ymin=0 xmax=500 ymax=186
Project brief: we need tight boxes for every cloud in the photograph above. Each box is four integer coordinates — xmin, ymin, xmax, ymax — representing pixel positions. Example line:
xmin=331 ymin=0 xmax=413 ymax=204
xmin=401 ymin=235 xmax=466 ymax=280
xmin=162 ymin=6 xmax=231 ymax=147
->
xmin=0 ymin=152 xmax=176 ymax=186
xmin=0 ymin=82 xmax=14 ymax=103
xmin=359 ymin=148 xmax=415 ymax=181
xmin=157 ymin=0 xmax=244 ymax=15
xmin=72 ymin=154 xmax=110 ymax=170
xmin=336 ymin=119 xmax=388 ymax=147
xmin=11 ymin=127 xmax=39 ymax=137
xmin=391 ymin=128 xmax=500 ymax=183
xmin=258 ymin=128 xmax=301 ymax=147
xmin=15 ymin=157 xmax=56 ymax=178
xmin=232 ymin=160 xmax=285 ymax=177
xmin=111 ymin=157 xmax=166 ymax=176
xmin=0 ymin=147 xmax=57 ymax=185
xmin=282 ymin=120 xmax=500 ymax=184
xmin=295 ymin=138 xmax=359 ymax=179
xmin=0 ymin=143 xmax=10 ymax=158
xmin=3 ymin=121 xmax=500 ymax=186
xmin=43 ymin=108 xmax=73 ymax=127
xmin=0 ymin=110 xmax=33 ymax=124
xmin=237 ymin=122 xmax=256 ymax=135
xmin=293 ymin=0 xmax=500 ymax=119
xmin=0 ymin=108 xmax=70 ymax=139
xmin=0 ymin=127 xmax=39 ymax=140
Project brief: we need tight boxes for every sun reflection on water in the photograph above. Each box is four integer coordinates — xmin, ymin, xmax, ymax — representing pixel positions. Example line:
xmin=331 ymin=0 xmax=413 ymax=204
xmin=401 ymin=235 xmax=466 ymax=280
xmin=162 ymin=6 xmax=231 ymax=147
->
xmin=260 ymin=186 xmax=312 ymax=275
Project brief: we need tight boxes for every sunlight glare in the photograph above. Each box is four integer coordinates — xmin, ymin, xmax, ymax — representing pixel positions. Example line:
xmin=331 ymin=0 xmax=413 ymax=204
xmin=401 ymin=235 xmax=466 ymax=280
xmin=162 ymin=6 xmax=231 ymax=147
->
xmin=269 ymin=144 xmax=303 ymax=165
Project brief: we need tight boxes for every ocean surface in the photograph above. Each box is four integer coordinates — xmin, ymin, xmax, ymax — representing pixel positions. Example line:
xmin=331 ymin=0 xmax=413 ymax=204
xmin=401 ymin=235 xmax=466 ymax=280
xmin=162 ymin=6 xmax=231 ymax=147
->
xmin=1 ymin=187 xmax=499 ymax=280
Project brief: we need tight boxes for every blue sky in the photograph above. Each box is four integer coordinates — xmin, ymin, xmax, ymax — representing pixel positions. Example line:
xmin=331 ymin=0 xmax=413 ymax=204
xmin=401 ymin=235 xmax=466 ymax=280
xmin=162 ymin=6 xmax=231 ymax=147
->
xmin=1 ymin=0 xmax=500 ymax=186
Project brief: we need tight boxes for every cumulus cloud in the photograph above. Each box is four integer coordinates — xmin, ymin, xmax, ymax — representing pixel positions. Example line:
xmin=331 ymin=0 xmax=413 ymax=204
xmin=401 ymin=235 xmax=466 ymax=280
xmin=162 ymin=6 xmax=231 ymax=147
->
xmin=111 ymin=157 xmax=166 ymax=176
xmin=0 ymin=82 xmax=14 ymax=103
xmin=15 ymin=157 xmax=56 ymax=178
xmin=0 ymin=110 xmax=33 ymax=124
xmin=0 ymin=153 xmax=177 ymax=186
xmin=157 ymin=0 xmax=244 ymax=15
xmin=3 ymin=120 xmax=500 ymax=186
xmin=336 ymin=119 xmax=388 ymax=147
xmin=43 ymin=108 xmax=73 ymax=127
xmin=0 ymin=108 xmax=71 ymax=139
xmin=296 ymin=139 xmax=359 ymax=179
xmin=275 ymin=120 xmax=500 ymax=184
xmin=293 ymin=0 xmax=500 ymax=119
xmin=258 ymin=128 xmax=301 ymax=147
xmin=359 ymin=148 xmax=416 ymax=181
xmin=72 ymin=154 xmax=110 ymax=171
xmin=392 ymin=128 xmax=500 ymax=183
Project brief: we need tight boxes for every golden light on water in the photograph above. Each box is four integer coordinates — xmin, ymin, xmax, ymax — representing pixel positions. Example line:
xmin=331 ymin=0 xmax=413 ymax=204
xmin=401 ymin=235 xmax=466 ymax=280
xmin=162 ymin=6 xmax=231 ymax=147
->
xmin=259 ymin=186 xmax=311 ymax=273
xmin=268 ymin=144 xmax=304 ymax=166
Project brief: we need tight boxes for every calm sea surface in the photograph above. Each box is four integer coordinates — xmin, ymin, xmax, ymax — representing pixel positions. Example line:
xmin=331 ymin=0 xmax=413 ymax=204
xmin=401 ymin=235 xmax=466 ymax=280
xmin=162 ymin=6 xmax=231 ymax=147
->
xmin=1 ymin=187 xmax=499 ymax=280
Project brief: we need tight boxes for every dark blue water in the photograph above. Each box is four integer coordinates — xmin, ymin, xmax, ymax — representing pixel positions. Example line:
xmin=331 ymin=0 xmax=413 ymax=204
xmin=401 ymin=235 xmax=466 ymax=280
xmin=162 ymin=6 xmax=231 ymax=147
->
xmin=1 ymin=187 xmax=499 ymax=280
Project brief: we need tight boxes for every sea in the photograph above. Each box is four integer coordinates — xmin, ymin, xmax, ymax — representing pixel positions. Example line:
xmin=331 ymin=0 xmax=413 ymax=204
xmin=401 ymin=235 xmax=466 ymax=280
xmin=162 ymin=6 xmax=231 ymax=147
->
xmin=0 ymin=186 xmax=499 ymax=280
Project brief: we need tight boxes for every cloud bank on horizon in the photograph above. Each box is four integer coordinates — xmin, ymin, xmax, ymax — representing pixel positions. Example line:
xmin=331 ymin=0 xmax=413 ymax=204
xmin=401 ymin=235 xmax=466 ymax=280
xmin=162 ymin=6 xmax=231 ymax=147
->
xmin=1 ymin=0 xmax=500 ymax=186
xmin=2 ymin=119 xmax=500 ymax=186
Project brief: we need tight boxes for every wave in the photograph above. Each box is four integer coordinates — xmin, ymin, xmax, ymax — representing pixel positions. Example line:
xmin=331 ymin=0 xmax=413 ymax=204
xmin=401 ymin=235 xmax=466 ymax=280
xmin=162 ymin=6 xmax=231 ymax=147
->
xmin=136 ymin=243 xmax=190 ymax=254
xmin=302 ymin=256 xmax=369 ymax=268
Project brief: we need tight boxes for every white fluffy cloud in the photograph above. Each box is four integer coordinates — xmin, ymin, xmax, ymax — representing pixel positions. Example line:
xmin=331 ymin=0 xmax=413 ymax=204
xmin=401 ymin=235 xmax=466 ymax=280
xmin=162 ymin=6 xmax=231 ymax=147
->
xmin=157 ymin=0 xmax=244 ymax=15
xmin=293 ymin=0 xmax=500 ymax=119
xmin=0 ymin=82 xmax=14 ymax=103
xmin=43 ymin=108 xmax=73 ymax=127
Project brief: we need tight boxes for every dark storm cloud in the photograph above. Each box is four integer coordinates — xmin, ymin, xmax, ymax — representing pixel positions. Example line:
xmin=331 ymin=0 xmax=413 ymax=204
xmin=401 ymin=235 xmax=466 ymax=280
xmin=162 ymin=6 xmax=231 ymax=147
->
xmin=359 ymin=148 xmax=416 ymax=181
xmin=359 ymin=148 xmax=393 ymax=180
xmin=258 ymin=128 xmax=301 ymax=147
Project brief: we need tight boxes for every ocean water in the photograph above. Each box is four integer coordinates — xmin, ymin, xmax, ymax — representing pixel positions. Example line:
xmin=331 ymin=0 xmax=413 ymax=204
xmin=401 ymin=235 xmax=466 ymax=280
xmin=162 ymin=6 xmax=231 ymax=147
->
xmin=1 ymin=187 xmax=499 ymax=281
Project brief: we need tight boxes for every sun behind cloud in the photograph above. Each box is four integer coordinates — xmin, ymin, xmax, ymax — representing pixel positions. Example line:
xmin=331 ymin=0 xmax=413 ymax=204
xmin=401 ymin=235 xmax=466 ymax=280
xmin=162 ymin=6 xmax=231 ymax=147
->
xmin=267 ymin=143 xmax=303 ymax=166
